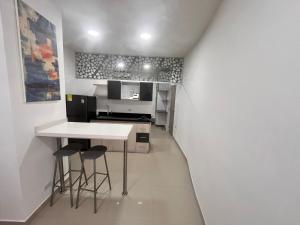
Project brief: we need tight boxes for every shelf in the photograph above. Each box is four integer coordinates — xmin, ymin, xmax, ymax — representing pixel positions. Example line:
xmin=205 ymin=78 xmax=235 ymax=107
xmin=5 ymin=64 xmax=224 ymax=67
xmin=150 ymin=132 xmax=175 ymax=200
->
xmin=155 ymin=112 xmax=167 ymax=126
xmin=156 ymin=110 xmax=167 ymax=113
xmin=158 ymin=89 xmax=168 ymax=92
xmin=122 ymin=81 xmax=140 ymax=85
xmin=93 ymin=80 xmax=108 ymax=86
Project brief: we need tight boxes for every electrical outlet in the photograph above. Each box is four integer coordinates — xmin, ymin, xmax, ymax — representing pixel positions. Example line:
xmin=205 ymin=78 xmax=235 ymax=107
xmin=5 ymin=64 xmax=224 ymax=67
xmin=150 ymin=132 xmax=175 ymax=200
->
xmin=128 ymin=109 xmax=132 ymax=112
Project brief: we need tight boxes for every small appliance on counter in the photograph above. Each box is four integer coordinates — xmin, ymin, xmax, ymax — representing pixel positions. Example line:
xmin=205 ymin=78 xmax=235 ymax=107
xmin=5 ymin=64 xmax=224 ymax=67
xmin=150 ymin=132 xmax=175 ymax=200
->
xmin=66 ymin=94 xmax=97 ymax=150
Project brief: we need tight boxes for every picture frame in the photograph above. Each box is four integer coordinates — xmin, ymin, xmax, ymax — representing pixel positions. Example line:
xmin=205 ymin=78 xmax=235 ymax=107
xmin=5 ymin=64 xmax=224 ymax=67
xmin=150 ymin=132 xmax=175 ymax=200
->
xmin=15 ymin=0 xmax=61 ymax=102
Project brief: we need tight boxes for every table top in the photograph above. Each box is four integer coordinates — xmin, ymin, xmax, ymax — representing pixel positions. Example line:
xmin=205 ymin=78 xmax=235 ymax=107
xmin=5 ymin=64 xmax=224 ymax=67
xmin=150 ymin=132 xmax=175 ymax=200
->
xmin=35 ymin=121 xmax=133 ymax=140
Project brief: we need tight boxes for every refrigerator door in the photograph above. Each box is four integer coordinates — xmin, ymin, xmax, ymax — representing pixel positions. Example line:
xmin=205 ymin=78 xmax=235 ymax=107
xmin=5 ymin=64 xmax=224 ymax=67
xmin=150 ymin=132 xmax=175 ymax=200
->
xmin=66 ymin=95 xmax=88 ymax=122
xmin=66 ymin=94 xmax=96 ymax=151
xmin=87 ymin=96 xmax=97 ymax=121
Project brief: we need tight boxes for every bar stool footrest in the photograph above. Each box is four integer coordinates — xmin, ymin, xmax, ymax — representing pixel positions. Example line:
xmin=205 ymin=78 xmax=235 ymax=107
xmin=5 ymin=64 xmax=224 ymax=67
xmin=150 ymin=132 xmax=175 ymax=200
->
xmin=79 ymin=173 xmax=109 ymax=191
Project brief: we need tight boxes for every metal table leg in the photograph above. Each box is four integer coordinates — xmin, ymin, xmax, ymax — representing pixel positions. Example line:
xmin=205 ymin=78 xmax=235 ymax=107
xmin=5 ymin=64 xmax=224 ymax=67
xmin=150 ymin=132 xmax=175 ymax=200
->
xmin=122 ymin=140 xmax=128 ymax=195
xmin=56 ymin=138 xmax=65 ymax=192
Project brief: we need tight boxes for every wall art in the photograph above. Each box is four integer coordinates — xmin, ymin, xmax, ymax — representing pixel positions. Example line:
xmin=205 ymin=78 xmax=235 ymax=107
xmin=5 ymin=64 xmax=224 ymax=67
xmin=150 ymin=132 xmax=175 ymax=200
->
xmin=16 ymin=0 xmax=60 ymax=102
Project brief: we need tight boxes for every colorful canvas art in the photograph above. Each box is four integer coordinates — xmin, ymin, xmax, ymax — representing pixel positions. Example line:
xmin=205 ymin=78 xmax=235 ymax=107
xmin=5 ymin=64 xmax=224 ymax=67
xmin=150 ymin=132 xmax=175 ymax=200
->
xmin=16 ymin=0 xmax=60 ymax=102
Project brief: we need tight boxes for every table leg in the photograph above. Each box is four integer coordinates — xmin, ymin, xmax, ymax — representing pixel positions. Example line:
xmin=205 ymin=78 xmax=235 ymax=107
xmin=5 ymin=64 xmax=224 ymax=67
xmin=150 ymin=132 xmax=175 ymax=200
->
xmin=122 ymin=140 xmax=128 ymax=195
xmin=56 ymin=138 xmax=65 ymax=192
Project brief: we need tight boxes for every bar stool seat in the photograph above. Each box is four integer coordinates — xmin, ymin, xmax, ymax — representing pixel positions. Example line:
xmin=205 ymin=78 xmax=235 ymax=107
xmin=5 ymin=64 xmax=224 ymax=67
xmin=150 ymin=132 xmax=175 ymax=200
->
xmin=81 ymin=149 xmax=105 ymax=159
xmin=53 ymin=149 xmax=78 ymax=157
xmin=53 ymin=143 xmax=84 ymax=156
xmin=76 ymin=145 xmax=111 ymax=213
xmin=89 ymin=145 xmax=107 ymax=152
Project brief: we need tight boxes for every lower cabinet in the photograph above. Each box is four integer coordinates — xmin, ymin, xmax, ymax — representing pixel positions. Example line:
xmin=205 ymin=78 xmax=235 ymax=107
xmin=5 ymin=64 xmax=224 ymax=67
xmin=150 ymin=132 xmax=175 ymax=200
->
xmin=90 ymin=120 xmax=151 ymax=153
xmin=136 ymin=133 xmax=150 ymax=143
xmin=135 ymin=143 xmax=149 ymax=153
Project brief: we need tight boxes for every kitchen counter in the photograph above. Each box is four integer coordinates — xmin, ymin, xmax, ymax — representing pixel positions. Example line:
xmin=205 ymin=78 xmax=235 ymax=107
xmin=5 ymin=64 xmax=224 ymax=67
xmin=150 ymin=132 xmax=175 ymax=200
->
xmin=91 ymin=112 xmax=152 ymax=153
xmin=36 ymin=121 xmax=133 ymax=140
xmin=95 ymin=112 xmax=152 ymax=123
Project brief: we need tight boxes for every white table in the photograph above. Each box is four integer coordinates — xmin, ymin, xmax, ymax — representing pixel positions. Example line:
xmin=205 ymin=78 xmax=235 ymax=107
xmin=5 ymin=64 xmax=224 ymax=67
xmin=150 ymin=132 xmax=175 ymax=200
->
xmin=35 ymin=120 xmax=133 ymax=195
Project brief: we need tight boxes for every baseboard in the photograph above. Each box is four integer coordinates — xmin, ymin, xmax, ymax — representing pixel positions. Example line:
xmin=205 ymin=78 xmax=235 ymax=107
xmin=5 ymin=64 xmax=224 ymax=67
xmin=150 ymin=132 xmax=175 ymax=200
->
xmin=0 ymin=222 xmax=26 ymax=225
xmin=0 ymin=179 xmax=66 ymax=225
xmin=172 ymin=136 xmax=208 ymax=225
xmin=0 ymin=190 xmax=55 ymax=225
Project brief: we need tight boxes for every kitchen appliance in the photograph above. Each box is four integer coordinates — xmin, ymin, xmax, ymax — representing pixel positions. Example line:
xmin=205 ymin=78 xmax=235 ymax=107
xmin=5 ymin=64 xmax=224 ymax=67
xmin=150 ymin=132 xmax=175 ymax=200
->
xmin=66 ymin=94 xmax=97 ymax=150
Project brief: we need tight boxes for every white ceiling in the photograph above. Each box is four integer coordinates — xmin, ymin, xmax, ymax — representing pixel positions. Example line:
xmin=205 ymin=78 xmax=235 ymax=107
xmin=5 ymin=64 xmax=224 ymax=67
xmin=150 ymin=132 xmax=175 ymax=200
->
xmin=54 ymin=0 xmax=221 ymax=57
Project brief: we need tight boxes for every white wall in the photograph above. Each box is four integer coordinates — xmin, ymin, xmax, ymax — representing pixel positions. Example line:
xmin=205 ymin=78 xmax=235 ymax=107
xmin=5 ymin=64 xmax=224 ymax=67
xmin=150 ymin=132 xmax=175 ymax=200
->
xmin=64 ymin=46 xmax=98 ymax=95
xmin=174 ymin=1 xmax=300 ymax=225
xmin=0 ymin=0 xmax=66 ymax=221
xmin=0 ymin=10 xmax=24 ymax=221
xmin=64 ymin=45 xmax=157 ymax=116
xmin=64 ymin=45 xmax=77 ymax=94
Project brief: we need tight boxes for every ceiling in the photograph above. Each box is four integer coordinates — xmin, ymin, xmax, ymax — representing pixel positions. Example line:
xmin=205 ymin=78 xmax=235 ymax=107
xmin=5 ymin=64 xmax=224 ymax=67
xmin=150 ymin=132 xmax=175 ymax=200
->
xmin=54 ymin=0 xmax=221 ymax=57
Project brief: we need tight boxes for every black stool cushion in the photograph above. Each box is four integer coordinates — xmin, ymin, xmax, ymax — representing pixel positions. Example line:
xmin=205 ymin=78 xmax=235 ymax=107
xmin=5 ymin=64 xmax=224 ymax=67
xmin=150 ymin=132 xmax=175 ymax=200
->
xmin=53 ymin=143 xmax=83 ymax=157
xmin=82 ymin=150 xmax=105 ymax=160
xmin=89 ymin=145 xmax=107 ymax=152
xmin=53 ymin=149 xmax=78 ymax=157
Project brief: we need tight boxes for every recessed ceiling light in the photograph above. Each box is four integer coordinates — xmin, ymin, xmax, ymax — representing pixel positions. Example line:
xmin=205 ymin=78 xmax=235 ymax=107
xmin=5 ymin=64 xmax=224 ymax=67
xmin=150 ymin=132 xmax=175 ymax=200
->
xmin=143 ymin=64 xmax=151 ymax=70
xmin=140 ymin=32 xmax=151 ymax=40
xmin=88 ymin=30 xmax=99 ymax=37
xmin=117 ymin=62 xmax=125 ymax=69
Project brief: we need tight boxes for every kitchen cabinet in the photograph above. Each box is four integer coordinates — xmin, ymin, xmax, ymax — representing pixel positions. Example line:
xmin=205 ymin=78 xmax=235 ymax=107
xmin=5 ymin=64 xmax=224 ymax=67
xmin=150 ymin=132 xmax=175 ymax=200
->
xmin=139 ymin=82 xmax=153 ymax=101
xmin=107 ymin=80 xmax=121 ymax=99
xmin=90 ymin=120 xmax=151 ymax=153
xmin=155 ymin=83 xmax=176 ymax=133
xmin=106 ymin=80 xmax=153 ymax=101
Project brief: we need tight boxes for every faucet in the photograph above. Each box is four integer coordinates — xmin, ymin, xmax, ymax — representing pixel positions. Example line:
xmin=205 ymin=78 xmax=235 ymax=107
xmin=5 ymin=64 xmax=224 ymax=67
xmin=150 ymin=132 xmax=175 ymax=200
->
xmin=106 ymin=104 xmax=111 ymax=116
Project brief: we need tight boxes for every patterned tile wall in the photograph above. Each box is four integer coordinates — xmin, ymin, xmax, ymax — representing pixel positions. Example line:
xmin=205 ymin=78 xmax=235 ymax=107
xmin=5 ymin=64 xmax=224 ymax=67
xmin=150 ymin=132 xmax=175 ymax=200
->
xmin=75 ymin=52 xmax=184 ymax=83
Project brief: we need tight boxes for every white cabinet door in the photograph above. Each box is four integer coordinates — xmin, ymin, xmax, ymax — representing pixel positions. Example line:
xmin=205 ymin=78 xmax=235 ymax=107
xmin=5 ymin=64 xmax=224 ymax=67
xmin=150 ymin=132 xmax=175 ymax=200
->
xmin=135 ymin=143 xmax=150 ymax=153
xmin=136 ymin=123 xmax=151 ymax=133
xmin=90 ymin=120 xmax=151 ymax=153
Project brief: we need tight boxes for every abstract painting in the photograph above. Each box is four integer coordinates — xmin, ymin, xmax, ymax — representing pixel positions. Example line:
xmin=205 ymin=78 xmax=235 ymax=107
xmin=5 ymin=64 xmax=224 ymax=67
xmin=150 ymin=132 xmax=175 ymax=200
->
xmin=16 ymin=0 xmax=60 ymax=102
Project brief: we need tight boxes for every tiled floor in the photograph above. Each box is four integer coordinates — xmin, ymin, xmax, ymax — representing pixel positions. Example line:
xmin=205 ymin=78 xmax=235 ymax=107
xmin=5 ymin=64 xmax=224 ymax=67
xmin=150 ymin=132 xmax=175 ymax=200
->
xmin=29 ymin=126 xmax=204 ymax=225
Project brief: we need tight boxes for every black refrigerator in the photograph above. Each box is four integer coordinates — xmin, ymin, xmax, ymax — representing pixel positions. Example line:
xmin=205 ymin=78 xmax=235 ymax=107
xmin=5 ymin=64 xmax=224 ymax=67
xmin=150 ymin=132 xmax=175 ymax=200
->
xmin=66 ymin=94 xmax=97 ymax=150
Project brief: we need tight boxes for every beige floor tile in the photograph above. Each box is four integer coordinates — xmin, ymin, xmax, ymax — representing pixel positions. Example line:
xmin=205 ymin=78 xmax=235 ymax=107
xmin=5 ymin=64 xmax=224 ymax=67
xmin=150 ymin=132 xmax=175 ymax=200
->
xmin=29 ymin=126 xmax=204 ymax=225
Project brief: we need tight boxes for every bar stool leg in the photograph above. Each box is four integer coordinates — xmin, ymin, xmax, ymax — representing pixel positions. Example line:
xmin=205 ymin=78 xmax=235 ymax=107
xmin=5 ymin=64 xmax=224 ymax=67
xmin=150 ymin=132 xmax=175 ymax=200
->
xmin=76 ymin=163 xmax=84 ymax=209
xmin=93 ymin=159 xmax=97 ymax=213
xmin=59 ymin=157 xmax=65 ymax=192
xmin=104 ymin=153 xmax=112 ymax=190
xmin=68 ymin=157 xmax=73 ymax=207
xmin=56 ymin=138 xmax=63 ymax=193
xmin=79 ymin=152 xmax=88 ymax=185
xmin=50 ymin=158 xmax=58 ymax=206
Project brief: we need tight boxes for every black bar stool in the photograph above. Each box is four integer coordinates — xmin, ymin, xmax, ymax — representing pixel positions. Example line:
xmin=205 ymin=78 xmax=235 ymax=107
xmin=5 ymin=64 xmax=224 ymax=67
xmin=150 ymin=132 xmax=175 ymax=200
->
xmin=50 ymin=143 xmax=88 ymax=207
xmin=76 ymin=145 xmax=111 ymax=213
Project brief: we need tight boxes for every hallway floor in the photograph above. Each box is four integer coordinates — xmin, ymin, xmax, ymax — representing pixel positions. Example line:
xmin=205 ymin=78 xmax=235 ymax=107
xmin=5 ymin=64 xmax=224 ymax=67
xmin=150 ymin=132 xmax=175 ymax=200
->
xmin=29 ymin=126 xmax=204 ymax=225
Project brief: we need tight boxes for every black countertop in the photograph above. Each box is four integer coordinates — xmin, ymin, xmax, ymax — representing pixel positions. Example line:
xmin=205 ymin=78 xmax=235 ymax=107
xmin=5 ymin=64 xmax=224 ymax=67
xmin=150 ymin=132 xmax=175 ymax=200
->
xmin=94 ymin=112 xmax=152 ymax=123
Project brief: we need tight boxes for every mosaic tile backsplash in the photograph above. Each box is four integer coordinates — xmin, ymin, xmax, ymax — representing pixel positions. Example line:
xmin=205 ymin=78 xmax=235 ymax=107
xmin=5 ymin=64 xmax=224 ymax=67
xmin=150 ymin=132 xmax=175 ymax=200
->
xmin=75 ymin=52 xmax=183 ymax=83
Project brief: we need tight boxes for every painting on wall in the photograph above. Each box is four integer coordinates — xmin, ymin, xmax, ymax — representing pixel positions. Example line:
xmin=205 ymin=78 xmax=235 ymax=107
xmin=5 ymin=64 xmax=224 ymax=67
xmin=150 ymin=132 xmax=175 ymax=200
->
xmin=16 ymin=0 xmax=60 ymax=102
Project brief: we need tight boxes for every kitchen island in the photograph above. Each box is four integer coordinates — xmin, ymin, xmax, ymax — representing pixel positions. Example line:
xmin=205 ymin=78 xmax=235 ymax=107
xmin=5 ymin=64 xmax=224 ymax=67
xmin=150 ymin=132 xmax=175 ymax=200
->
xmin=35 ymin=119 xmax=133 ymax=195
xmin=91 ymin=112 xmax=152 ymax=153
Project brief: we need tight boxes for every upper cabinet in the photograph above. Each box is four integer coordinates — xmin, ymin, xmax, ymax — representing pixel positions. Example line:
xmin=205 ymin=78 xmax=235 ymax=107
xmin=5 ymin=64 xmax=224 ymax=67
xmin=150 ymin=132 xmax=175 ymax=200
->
xmin=107 ymin=80 xmax=121 ymax=99
xmin=107 ymin=80 xmax=153 ymax=101
xmin=140 ymin=82 xmax=153 ymax=101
